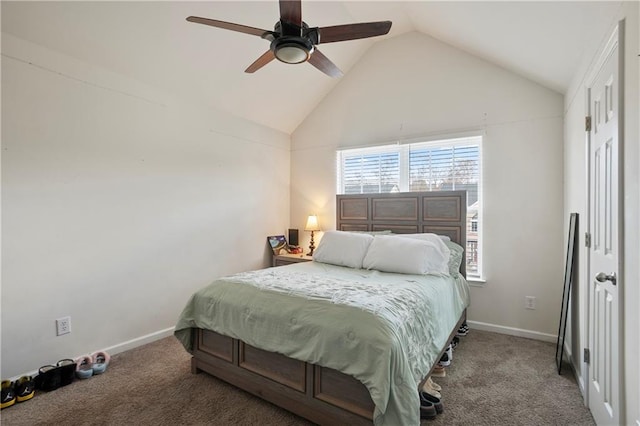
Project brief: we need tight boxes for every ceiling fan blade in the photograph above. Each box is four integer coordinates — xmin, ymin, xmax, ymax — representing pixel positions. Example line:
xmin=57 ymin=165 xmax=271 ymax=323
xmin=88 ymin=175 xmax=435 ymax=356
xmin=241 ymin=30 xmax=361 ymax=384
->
xmin=245 ymin=50 xmax=276 ymax=73
xmin=307 ymin=49 xmax=343 ymax=78
xmin=279 ymin=0 xmax=302 ymax=27
xmin=186 ymin=16 xmax=269 ymax=37
xmin=317 ymin=21 xmax=392 ymax=44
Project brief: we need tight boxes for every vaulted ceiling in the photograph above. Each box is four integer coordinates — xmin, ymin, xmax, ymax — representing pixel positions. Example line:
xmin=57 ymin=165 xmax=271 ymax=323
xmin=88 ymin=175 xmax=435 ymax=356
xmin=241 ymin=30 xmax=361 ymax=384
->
xmin=1 ymin=1 xmax=620 ymax=133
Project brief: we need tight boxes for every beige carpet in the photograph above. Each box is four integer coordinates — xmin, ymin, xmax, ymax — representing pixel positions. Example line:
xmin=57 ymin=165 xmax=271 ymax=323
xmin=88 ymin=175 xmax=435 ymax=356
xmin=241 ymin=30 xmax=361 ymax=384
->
xmin=1 ymin=330 xmax=594 ymax=425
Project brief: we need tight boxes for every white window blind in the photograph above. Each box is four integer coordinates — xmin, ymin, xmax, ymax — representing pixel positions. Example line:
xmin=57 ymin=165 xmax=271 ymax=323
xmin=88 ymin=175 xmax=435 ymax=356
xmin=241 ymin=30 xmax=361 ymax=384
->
xmin=337 ymin=136 xmax=482 ymax=278
xmin=338 ymin=146 xmax=400 ymax=194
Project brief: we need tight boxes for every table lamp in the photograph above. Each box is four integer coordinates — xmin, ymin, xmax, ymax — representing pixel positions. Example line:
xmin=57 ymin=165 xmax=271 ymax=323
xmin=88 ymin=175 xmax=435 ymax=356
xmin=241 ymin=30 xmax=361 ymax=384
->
xmin=304 ymin=215 xmax=320 ymax=256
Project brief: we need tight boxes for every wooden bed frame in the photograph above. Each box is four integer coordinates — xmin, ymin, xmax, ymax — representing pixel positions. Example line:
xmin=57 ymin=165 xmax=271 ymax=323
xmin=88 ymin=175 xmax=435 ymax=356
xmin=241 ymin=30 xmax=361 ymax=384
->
xmin=190 ymin=191 xmax=467 ymax=425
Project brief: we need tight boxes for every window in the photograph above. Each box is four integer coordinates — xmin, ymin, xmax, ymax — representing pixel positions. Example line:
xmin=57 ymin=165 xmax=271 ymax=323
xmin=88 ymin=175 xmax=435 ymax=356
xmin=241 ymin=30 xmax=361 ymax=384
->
xmin=340 ymin=146 xmax=400 ymax=194
xmin=337 ymin=135 xmax=482 ymax=278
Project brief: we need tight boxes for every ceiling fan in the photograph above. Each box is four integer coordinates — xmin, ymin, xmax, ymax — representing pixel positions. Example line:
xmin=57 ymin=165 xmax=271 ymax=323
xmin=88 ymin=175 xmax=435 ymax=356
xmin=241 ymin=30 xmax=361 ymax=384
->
xmin=187 ymin=0 xmax=392 ymax=78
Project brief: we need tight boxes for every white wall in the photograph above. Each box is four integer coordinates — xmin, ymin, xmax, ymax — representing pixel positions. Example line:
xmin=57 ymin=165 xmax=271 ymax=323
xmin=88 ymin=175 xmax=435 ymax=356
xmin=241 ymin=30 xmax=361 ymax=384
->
xmin=563 ymin=2 xmax=639 ymax=423
xmin=291 ymin=32 xmax=565 ymax=338
xmin=1 ymin=34 xmax=290 ymax=378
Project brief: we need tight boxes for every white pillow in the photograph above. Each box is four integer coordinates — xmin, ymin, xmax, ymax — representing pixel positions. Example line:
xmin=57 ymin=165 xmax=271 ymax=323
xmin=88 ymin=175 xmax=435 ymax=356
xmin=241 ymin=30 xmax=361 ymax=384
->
xmin=395 ymin=233 xmax=451 ymax=263
xmin=362 ymin=235 xmax=450 ymax=275
xmin=313 ymin=231 xmax=374 ymax=269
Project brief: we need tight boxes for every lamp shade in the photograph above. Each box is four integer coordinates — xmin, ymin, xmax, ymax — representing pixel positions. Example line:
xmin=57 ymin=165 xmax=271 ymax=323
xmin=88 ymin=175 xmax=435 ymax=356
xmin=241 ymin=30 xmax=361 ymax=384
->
xmin=304 ymin=215 xmax=320 ymax=232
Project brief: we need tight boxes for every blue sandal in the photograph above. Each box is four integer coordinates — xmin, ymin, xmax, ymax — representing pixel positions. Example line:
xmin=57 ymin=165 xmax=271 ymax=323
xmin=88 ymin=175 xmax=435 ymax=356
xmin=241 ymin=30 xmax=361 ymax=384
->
xmin=75 ymin=355 xmax=93 ymax=379
xmin=90 ymin=351 xmax=110 ymax=375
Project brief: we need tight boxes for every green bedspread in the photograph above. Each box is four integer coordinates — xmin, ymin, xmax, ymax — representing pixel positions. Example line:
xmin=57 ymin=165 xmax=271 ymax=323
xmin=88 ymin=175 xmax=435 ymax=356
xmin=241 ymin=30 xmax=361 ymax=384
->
xmin=175 ymin=261 xmax=469 ymax=426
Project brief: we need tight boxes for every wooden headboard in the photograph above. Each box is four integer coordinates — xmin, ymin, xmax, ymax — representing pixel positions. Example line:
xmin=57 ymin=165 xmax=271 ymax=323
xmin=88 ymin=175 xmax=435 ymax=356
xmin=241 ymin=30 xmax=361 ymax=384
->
xmin=336 ymin=191 xmax=467 ymax=277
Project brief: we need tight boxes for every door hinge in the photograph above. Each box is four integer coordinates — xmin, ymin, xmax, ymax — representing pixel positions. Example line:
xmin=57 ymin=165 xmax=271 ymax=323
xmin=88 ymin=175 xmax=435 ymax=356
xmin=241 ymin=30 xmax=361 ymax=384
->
xmin=585 ymin=116 xmax=592 ymax=132
xmin=585 ymin=232 xmax=591 ymax=248
xmin=584 ymin=348 xmax=590 ymax=364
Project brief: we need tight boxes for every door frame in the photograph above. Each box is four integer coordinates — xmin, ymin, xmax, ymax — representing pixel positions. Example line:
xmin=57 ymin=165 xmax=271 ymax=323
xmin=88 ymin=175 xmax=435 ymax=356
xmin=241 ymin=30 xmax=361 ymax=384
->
xmin=584 ymin=19 xmax=625 ymax=422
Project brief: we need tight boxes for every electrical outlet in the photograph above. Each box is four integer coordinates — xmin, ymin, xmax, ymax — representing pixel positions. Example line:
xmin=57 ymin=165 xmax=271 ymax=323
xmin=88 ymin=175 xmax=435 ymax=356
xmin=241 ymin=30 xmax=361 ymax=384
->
xmin=525 ymin=296 xmax=536 ymax=310
xmin=56 ymin=316 xmax=71 ymax=336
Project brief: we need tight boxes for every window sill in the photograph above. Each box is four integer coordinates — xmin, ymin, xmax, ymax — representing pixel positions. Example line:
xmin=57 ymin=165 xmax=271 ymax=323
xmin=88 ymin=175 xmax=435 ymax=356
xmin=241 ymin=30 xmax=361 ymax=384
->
xmin=466 ymin=277 xmax=486 ymax=287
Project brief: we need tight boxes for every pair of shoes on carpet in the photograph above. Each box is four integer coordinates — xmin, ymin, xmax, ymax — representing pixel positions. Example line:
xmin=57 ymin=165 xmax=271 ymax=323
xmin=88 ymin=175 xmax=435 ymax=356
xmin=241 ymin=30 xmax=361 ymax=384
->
xmin=75 ymin=351 xmax=110 ymax=379
xmin=422 ymin=377 xmax=442 ymax=399
xmin=438 ymin=344 xmax=453 ymax=367
xmin=419 ymin=391 xmax=444 ymax=420
xmin=427 ymin=377 xmax=441 ymax=392
xmin=451 ymin=336 xmax=460 ymax=349
xmin=431 ymin=365 xmax=446 ymax=378
xmin=1 ymin=377 xmax=35 ymax=409
xmin=457 ymin=322 xmax=470 ymax=336
xmin=35 ymin=359 xmax=76 ymax=391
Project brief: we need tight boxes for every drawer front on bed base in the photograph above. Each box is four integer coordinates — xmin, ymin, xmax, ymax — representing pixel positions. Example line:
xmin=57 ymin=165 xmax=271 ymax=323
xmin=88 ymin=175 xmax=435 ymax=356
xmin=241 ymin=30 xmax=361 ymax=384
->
xmin=193 ymin=328 xmax=374 ymax=425
xmin=197 ymin=328 xmax=234 ymax=362
xmin=240 ymin=343 xmax=306 ymax=392
xmin=314 ymin=365 xmax=375 ymax=419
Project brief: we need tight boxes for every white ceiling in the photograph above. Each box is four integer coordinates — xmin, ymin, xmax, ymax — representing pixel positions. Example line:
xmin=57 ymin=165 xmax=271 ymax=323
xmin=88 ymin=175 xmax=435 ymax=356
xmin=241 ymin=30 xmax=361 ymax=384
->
xmin=1 ymin=1 xmax=619 ymax=134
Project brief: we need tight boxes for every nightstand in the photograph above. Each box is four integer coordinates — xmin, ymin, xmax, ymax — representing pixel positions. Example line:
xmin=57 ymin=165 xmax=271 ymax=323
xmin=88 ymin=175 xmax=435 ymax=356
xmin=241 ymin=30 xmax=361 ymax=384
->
xmin=272 ymin=252 xmax=313 ymax=267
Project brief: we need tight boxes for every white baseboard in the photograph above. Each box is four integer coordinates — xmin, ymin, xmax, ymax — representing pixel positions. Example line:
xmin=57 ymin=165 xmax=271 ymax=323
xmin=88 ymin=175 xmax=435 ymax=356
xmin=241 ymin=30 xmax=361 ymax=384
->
xmin=9 ymin=327 xmax=175 ymax=382
xmin=467 ymin=320 xmax=557 ymax=343
xmin=100 ymin=326 xmax=175 ymax=356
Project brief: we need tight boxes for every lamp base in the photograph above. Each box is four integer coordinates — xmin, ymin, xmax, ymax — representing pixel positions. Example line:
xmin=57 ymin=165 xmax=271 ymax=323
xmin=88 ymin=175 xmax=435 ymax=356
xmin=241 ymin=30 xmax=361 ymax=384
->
xmin=307 ymin=231 xmax=316 ymax=256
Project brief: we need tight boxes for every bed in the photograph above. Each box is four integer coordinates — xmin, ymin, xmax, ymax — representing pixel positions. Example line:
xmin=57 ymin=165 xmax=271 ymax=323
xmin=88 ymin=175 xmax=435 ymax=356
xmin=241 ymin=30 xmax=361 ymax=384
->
xmin=174 ymin=191 xmax=468 ymax=425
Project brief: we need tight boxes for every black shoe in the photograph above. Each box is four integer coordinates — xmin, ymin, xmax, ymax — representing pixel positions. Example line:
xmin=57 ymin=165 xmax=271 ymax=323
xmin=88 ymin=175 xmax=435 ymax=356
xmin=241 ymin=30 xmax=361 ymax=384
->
xmin=451 ymin=336 xmax=460 ymax=349
xmin=438 ymin=351 xmax=451 ymax=367
xmin=457 ymin=323 xmax=469 ymax=336
xmin=15 ymin=376 xmax=34 ymax=403
xmin=420 ymin=391 xmax=444 ymax=414
xmin=419 ymin=399 xmax=437 ymax=420
xmin=34 ymin=365 xmax=61 ymax=392
xmin=1 ymin=380 xmax=16 ymax=409
xmin=56 ymin=359 xmax=76 ymax=387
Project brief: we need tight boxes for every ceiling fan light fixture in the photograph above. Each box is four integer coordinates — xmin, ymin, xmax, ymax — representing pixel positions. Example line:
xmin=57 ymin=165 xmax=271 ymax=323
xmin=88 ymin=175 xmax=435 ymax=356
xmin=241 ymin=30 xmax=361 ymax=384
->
xmin=275 ymin=44 xmax=308 ymax=63
xmin=272 ymin=37 xmax=314 ymax=64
